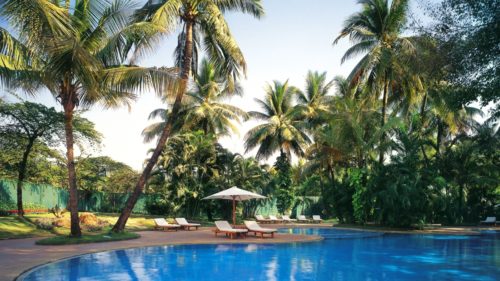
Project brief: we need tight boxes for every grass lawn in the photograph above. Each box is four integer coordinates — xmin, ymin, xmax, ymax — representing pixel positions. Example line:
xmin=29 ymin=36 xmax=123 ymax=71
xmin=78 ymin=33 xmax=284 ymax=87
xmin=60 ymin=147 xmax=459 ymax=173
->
xmin=0 ymin=216 xmax=53 ymax=239
xmin=0 ymin=212 xmax=219 ymax=239
xmin=36 ymin=232 xmax=140 ymax=245
xmin=0 ymin=213 xmax=158 ymax=239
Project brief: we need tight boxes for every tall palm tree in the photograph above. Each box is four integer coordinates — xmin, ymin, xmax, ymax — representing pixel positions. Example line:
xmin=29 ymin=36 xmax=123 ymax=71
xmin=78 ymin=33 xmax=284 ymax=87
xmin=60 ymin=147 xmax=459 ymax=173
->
xmin=334 ymin=0 xmax=415 ymax=163
xmin=244 ymin=80 xmax=310 ymax=161
xmin=294 ymin=71 xmax=334 ymax=129
xmin=183 ymin=58 xmax=248 ymax=136
xmin=113 ymin=0 xmax=264 ymax=232
xmin=143 ymin=58 xmax=248 ymax=142
xmin=0 ymin=0 xmax=177 ymax=237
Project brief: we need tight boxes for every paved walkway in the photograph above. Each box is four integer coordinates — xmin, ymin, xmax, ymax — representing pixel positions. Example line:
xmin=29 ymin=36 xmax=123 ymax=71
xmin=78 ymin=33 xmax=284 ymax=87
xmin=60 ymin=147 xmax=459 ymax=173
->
xmin=0 ymin=227 xmax=321 ymax=281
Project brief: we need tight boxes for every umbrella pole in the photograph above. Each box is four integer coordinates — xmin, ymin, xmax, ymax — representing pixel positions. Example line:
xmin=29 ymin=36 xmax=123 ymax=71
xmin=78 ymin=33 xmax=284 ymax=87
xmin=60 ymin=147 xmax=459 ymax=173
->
xmin=232 ymin=198 xmax=236 ymax=226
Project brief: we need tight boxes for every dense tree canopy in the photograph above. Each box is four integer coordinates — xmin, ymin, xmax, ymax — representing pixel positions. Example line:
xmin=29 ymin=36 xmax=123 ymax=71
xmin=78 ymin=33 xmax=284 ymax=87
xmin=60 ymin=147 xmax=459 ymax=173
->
xmin=0 ymin=0 xmax=498 ymax=230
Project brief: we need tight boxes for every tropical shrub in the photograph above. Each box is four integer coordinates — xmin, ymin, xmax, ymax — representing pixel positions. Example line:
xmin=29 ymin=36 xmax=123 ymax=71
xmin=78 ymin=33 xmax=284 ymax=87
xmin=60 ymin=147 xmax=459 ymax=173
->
xmin=33 ymin=218 xmax=55 ymax=230
xmin=145 ymin=196 xmax=174 ymax=216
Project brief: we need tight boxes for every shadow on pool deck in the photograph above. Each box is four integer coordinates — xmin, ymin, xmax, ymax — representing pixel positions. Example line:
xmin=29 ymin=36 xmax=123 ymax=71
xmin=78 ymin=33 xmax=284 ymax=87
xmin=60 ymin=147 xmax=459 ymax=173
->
xmin=0 ymin=227 xmax=322 ymax=281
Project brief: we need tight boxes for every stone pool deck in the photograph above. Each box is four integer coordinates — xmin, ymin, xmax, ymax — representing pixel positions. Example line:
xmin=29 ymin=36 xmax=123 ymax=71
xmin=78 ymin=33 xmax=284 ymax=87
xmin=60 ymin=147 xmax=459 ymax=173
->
xmin=0 ymin=226 xmax=322 ymax=281
xmin=1 ymin=224 xmax=498 ymax=281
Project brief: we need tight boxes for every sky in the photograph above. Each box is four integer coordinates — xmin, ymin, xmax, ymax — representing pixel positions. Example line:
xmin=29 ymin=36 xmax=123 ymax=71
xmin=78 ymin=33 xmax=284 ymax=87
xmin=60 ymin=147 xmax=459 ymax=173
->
xmin=2 ymin=0 xmax=432 ymax=170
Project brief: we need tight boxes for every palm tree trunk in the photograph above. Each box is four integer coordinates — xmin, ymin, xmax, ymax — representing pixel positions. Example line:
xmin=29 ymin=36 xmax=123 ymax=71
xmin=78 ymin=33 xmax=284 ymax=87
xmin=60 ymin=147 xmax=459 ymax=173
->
xmin=112 ymin=20 xmax=195 ymax=232
xmin=16 ymin=137 xmax=36 ymax=217
xmin=419 ymin=92 xmax=430 ymax=166
xmin=436 ymin=117 xmax=443 ymax=156
xmin=379 ymin=79 xmax=389 ymax=164
xmin=420 ymin=92 xmax=427 ymax=119
xmin=63 ymin=99 xmax=82 ymax=237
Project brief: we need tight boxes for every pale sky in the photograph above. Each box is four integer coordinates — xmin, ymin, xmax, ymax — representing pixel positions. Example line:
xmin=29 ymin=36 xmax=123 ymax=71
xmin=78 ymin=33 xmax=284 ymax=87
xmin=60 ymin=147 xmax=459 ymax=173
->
xmin=2 ymin=0 xmax=431 ymax=170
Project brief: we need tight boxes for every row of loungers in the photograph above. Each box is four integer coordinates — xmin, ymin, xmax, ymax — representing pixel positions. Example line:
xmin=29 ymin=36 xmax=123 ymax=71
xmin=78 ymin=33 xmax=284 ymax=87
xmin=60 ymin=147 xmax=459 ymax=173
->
xmin=214 ymin=220 xmax=277 ymax=239
xmin=154 ymin=218 xmax=201 ymax=231
xmin=255 ymin=214 xmax=323 ymax=224
xmin=155 ymin=218 xmax=277 ymax=239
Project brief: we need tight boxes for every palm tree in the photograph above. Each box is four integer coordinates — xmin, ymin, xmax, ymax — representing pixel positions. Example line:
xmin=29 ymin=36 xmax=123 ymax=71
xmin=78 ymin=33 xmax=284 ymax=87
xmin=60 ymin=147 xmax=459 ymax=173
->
xmin=294 ymin=71 xmax=334 ymax=129
xmin=334 ymin=0 xmax=415 ymax=163
xmin=320 ymin=76 xmax=385 ymax=169
xmin=183 ymin=58 xmax=248 ymax=136
xmin=142 ymin=58 xmax=248 ymax=142
xmin=0 ymin=0 xmax=177 ymax=237
xmin=113 ymin=0 xmax=264 ymax=232
xmin=244 ymin=80 xmax=310 ymax=161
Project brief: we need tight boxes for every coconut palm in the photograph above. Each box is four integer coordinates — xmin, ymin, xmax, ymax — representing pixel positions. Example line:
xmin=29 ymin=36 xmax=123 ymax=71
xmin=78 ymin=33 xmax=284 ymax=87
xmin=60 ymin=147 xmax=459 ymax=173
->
xmin=334 ymin=0 xmax=415 ymax=163
xmin=244 ymin=80 xmax=310 ymax=161
xmin=182 ymin=58 xmax=248 ymax=136
xmin=142 ymin=107 xmax=187 ymax=143
xmin=141 ymin=59 xmax=247 ymax=142
xmin=0 ymin=0 xmax=177 ymax=237
xmin=113 ymin=0 xmax=264 ymax=232
xmin=294 ymin=71 xmax=334 ymax=129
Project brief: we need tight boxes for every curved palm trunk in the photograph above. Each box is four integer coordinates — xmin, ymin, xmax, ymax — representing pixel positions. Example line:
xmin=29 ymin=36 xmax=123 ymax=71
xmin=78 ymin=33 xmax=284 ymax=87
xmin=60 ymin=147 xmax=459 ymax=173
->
xmin=16 ymin=137 xmax=36 ymax=217
xmin=63 ymin=97 xmax=82 ymax=237
xmin=378 ymin=79 xmax=389 ymax=164
xmin=112 ymin=20 xmax=195 ymax=232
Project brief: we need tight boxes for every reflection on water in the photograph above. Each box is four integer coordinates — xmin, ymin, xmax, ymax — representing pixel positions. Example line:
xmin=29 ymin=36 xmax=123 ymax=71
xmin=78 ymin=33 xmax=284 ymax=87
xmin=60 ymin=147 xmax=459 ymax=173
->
xmin=21 ymin=230 xmax=500 ymax=281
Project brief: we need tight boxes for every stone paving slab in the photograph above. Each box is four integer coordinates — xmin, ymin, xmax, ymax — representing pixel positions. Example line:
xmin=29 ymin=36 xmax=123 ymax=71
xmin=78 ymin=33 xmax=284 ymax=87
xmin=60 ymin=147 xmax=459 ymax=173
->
xmin=0 ymin=227 xmax=322 ymax=281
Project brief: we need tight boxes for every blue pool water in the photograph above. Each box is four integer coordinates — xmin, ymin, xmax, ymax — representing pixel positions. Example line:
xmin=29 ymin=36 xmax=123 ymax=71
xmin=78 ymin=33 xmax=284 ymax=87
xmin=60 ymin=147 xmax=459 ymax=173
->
xmin=21 ymin=228 xmax=500 ymax=281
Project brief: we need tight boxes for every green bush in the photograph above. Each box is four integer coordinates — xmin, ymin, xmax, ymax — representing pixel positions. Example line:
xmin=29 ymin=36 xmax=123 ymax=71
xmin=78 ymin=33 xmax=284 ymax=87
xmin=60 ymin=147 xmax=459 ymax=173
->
xmin=145 ymin=196 xmax=173 ymax=216
xmin=0 ymin=202 xmax=47 ymax=215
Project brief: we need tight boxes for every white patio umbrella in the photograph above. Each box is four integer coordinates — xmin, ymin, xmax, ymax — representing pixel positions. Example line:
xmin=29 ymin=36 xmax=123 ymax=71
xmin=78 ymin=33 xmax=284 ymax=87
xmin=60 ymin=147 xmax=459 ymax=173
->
xmin=203 ymin=186 xmax=266 ymax=225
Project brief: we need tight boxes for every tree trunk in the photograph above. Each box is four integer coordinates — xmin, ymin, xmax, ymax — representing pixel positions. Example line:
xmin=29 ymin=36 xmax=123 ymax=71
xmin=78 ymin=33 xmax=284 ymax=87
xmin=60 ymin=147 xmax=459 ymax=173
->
xmin=63 ymin=94 xmax=82 ymax=237
xmin=420 ymin=92 xmax=427 ymax=120
xmin=436 ymin=117 xmax=443 ymax=157
xmin=379 ymin=79 xmax=389 ymax=164
xmin=16 ymin=137 xmax=36 ymax=217
xmin=112 ymin=20 xmax=195 ymax=232
xmin=419 ymin=91 xmax=430 ymax=166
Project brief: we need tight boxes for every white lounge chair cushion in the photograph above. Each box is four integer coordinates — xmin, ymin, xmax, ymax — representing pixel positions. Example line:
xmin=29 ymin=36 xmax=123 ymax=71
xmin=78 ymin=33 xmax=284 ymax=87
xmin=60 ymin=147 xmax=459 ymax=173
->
xmin=175 ymin=218 xmax=201 ymax=226
xmin=269 ymin=215 xmax=280 ymax=220
xmin=282 ymin=215 xmax=297 ymax=221
xmin=298 ymin=215 xmax=308 ymax=220
xmin=481 ymin=217 xmax=496 ymax=223
xmin=312 ymin=215 xmax=323 ymax=221
xmin=215 ymin=221 xmax=247 ymax=233
xmin=244 ymin=221 xmax=277 ymax=233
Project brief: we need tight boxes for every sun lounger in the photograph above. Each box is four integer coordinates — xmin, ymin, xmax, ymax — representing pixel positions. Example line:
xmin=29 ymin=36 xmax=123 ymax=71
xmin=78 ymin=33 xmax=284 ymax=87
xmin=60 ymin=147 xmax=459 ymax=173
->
xmin=175 ymin=218 xmax=201 ymax=230
xmin=297 ymin=215 xmax=311 ymax=223
xmin=153 ymin=218 xmax=181 ymax=231
xmin=312 ymin=215 xmax=323 ymax=223
xmin=255 ymin=214 xmax=272 ymax=224
xmin=480 ymin=217 xmax=497 ymax=225
xmin=244 ymin=221 xmax=277 ymax=238
xmin=268 ymin=215 xmax=283 ymax=224
xmin=214 ymin=220 xmax=248 ymax=239
xmin=282 ymin=215 xmax=297 ymax=223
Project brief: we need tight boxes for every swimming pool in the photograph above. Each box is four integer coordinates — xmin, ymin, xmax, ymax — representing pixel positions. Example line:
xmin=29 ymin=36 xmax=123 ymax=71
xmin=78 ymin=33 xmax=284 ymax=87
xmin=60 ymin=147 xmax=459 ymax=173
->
xmin=20 ymin=228 xmax=500 ymax=280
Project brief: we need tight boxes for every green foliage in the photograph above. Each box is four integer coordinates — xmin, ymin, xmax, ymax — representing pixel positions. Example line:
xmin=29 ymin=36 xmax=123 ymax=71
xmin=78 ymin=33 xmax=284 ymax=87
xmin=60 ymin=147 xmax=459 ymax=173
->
xmin=273 ymin=153 xmax=294 ymax=214
xmin=76 ymin=156 xmax=139 ymax=193
xmin=0 ymin=101 xmax=102 ymax=188
xmin=426 ymin=0 xmax=499 ymax=114
xmin=350 ymin=169 xmax=370 ymax=224
xmin=145 ymin=196 xmax=173 ymax=216
xmin=0 ymin=202 xmax=47 ymax=215
xmin=244 ymin=80 xmax=310 ymax=160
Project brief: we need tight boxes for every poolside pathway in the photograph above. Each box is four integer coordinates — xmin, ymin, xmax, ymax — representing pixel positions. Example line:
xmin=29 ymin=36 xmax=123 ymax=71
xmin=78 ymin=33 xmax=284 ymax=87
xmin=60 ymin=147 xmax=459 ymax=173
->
xmin=0 ymin=227 xmax=321 ymax=281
